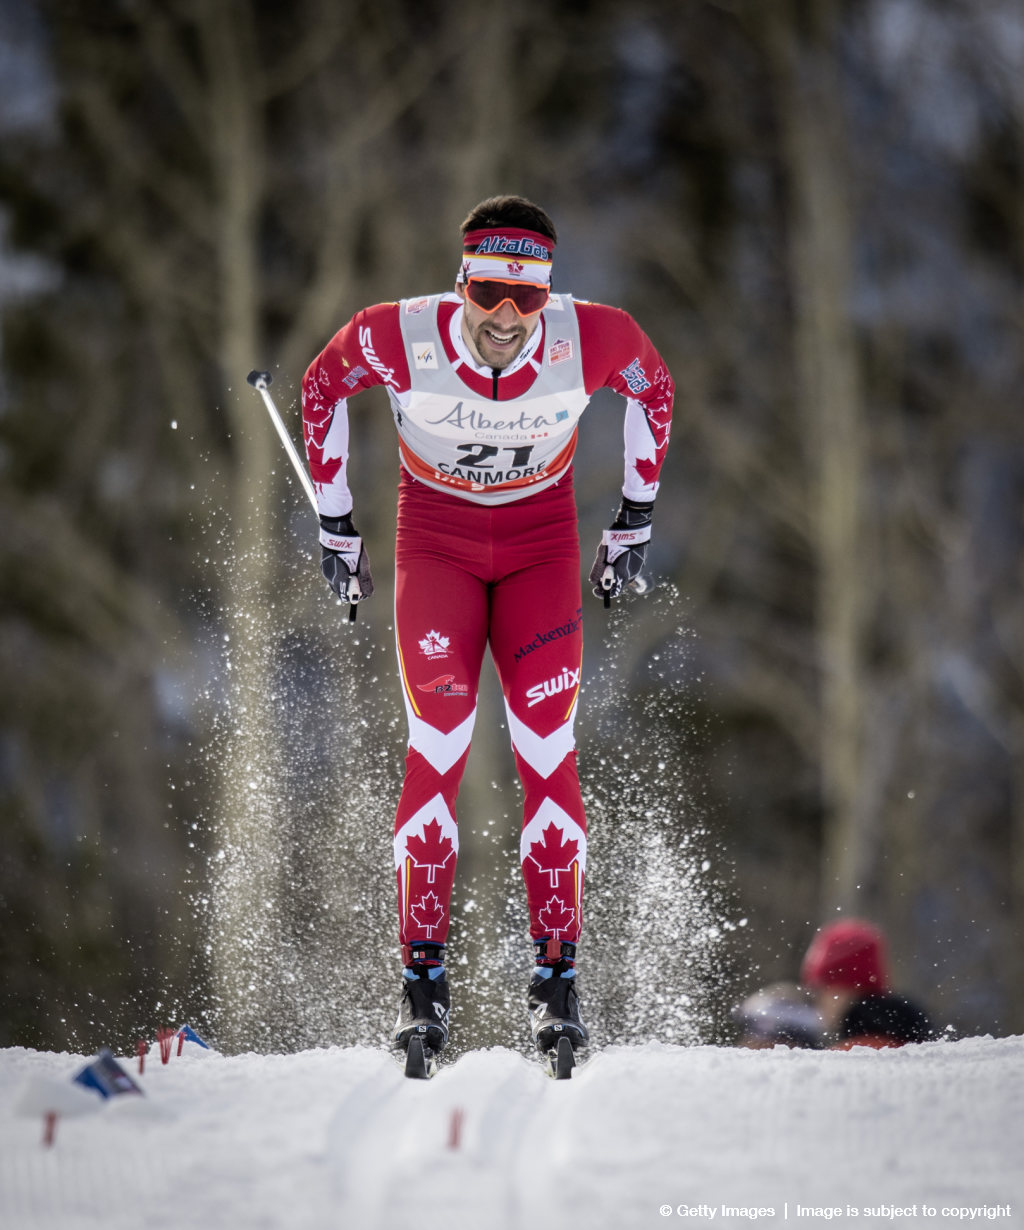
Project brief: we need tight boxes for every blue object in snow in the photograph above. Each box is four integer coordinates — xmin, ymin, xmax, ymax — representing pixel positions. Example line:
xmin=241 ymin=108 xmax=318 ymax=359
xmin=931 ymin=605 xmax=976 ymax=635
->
xmin=73 ymin=1049 xmax=143 ymax=1099
xmin=176 ymin=1024 xmax=210 ymax=1049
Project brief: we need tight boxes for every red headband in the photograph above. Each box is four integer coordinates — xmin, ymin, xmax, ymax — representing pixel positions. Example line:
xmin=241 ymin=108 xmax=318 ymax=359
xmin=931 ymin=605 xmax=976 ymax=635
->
xmin=458 ymin=227 xmax=554 ymax=286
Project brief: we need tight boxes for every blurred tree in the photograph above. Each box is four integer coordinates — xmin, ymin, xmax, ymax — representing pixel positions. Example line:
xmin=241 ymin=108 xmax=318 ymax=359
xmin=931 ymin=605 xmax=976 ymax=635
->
xmin=762 ymin=0 xmax=873 ymax=915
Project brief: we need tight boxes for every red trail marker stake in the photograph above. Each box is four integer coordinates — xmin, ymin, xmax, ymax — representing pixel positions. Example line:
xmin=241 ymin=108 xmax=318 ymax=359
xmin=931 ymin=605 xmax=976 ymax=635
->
xmin=157 ymin=1028 xmax=175 ymax=1065
xmin=447 ymin=1106 xmax=465 ymax=1151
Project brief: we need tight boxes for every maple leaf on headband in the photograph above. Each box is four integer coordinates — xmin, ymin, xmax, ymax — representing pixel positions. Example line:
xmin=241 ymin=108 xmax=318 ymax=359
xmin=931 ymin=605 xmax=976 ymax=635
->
xmin=526 ymin=822 xmax=580 ymax=888
xmin=405 ymin=819 xmax=455 ymax=884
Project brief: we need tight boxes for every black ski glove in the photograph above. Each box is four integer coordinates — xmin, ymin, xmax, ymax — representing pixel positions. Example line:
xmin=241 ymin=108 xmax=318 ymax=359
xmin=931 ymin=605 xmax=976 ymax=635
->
xmin=319 ymin=513 xmax=374 ymax=604
xmin=589 ymin=497 xmax=653 ymax=607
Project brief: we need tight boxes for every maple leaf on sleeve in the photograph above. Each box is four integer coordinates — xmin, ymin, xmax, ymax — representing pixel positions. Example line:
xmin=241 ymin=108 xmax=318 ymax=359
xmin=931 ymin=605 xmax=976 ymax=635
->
xmin=633 ymin=454 xmax=661 ymax=488
xmin=303 ymin=400 xmax=344 ymax=488
xmin=645 ymin=398 xmax=672 ymax=453
xmin=304 ymin=399 xmax=335 ymax=439
xmin=308 ymin=450 xmax=343 ymax=488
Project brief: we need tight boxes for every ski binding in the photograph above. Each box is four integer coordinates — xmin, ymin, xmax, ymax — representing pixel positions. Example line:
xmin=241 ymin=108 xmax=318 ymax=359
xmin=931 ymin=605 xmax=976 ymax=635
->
xmin=544 ymin=1035 xmax=576 ymax=1080
xmin=403 ymin=1034 xmax=439 ymax=1080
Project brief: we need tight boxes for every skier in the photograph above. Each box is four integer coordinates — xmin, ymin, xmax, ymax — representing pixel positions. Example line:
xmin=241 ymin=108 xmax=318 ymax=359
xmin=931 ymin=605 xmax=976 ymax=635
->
xmin=301 ymin=195 xmax=673 ymax=1067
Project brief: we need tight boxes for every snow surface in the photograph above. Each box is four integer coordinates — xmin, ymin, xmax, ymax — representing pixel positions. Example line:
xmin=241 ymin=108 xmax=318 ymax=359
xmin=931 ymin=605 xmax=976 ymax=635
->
xmin=2 ymin=1036 xmax=1022 ymax=1230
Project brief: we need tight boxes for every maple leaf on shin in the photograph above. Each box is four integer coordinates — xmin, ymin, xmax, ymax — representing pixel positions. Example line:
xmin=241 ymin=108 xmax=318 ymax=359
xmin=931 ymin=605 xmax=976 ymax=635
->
xmin=538 ymin=896 xmax=577 ymax=938
xmin=409 ymin=892 xmax=445 ymax=937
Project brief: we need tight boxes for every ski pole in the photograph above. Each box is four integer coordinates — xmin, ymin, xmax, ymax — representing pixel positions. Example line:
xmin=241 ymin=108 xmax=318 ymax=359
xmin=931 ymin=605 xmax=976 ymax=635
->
xmin=246 ymin=369 xmax=359 ymax=622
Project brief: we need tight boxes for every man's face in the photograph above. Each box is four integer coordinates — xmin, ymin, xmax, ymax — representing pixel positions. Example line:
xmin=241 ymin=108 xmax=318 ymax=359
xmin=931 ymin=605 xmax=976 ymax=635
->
xmin=457 ymin=284 xmax=543 ymax=370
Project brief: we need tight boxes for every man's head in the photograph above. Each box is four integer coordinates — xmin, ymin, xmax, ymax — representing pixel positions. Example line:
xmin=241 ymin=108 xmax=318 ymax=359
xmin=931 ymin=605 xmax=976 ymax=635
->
xmin=460 ymin=195 xmax=558 ymax=244
xmin=455 ymin=195 xmax=557 ymax=370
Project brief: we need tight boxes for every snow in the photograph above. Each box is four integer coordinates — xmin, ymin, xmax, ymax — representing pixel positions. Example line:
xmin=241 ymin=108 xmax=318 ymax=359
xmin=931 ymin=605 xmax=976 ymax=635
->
xmin=2 ymin=1035 xmax=1022 ymax=1229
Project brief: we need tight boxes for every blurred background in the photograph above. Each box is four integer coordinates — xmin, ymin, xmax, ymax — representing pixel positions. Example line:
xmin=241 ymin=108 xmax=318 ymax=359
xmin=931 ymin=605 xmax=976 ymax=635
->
xmin=1 ymin=0 xmax=1022 ymax=1054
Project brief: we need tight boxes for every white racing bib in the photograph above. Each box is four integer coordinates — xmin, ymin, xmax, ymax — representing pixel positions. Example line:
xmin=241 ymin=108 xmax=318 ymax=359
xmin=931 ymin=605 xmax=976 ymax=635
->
xmin=391 ymin=295 xmax=589 ymax=505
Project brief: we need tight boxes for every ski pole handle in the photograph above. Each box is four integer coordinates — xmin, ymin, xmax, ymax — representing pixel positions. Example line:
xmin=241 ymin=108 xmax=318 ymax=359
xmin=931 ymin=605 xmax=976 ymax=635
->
xmin=246 ymin=370 xmax=318 ymax=511
xmin=246 ymin=369 xmax=358 ymax=623
xmin=601 ymin=564 xmax=615 ymax=609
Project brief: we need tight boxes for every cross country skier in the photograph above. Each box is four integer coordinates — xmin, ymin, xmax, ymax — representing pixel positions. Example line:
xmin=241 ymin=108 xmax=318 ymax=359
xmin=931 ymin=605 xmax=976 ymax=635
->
xmin=301 ymin=195 xmax=673 ymax=1067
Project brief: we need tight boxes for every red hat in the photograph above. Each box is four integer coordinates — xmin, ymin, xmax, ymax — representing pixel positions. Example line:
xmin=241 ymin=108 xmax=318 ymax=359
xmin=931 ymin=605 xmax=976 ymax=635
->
xmin=801 ymin=919 xmax=890 ymax=992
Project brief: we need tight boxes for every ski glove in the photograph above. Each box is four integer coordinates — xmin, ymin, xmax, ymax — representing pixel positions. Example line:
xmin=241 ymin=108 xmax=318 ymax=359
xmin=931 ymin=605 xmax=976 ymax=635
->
xmin=319 ymin=513 xmax=374 ymax=604
xmin=589 ymin=497 xmax=654 ymax=606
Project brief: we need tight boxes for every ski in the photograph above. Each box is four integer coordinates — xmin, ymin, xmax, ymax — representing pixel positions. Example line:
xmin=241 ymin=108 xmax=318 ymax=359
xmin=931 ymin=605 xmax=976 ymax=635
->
xmin=403 ymin=1035 xmax=439 ymax=1080
xmin=399 ymin=1035 xmax=579 ymax=1079
xmin=543 ymin=1035 xmax=577 ymax=1080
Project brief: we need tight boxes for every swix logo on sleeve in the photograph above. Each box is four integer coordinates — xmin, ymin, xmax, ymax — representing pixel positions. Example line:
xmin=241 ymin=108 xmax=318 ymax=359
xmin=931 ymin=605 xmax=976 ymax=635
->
xmin=526 ymin=666 xmax=581 ymax=708
xmin=620 ymin=358 xmax=651 ymax=394
xmin=358 ymin=325 xmax=398 ymax=387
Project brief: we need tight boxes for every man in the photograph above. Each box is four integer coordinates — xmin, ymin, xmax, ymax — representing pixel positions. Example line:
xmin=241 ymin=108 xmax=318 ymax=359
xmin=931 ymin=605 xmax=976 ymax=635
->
xmin=301 ymin=195 xmax=673 ymax=1062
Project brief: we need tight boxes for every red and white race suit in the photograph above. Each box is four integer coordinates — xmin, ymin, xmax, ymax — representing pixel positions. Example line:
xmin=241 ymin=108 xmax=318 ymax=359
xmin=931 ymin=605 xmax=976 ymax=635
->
xmin=302 ymin=292 xmax=673 ymax=956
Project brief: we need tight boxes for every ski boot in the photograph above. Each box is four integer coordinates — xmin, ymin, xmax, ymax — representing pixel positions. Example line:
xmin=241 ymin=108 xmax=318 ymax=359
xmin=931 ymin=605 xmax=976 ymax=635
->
xmin=394 ymin=942 xmax=450 ymax=1078
xmin=528 ymin=939 xmax=588 ymax=1077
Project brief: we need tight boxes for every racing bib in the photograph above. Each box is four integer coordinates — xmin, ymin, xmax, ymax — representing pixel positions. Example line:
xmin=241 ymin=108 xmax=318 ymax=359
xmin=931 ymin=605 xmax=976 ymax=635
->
xmin=391 ymin=295 xmax=589 ymax=504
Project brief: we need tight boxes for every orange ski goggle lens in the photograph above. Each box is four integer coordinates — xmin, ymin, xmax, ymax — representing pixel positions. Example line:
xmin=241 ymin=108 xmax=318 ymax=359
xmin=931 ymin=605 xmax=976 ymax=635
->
xmin=465 ymin=278 xmax=550 ymax=317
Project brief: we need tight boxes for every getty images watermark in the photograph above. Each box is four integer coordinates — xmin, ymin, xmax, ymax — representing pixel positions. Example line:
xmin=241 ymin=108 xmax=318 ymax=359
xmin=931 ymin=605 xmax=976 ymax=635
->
xmin=658 ymin=1203 xmax=1014 ymax=1221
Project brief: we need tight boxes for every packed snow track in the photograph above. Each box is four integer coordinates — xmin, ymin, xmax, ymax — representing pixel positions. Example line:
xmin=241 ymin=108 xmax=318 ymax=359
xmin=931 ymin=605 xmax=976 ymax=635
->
xmin=2 ymin=1036 xmax=1021 ymax=1229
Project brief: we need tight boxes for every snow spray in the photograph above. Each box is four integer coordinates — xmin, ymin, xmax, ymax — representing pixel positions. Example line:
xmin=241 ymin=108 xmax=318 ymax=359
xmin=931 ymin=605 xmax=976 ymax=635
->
xmin=190 ymin=478 xmax=737 ymax=1052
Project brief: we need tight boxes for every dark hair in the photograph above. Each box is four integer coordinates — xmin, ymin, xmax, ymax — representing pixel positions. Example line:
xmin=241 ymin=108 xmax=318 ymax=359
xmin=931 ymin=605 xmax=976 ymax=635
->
xmin=460 ymin=195 xmax=557 ymax=243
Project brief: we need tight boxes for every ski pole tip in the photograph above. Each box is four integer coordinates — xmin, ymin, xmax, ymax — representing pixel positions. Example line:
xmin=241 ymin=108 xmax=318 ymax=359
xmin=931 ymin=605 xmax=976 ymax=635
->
xmin=246 ymin=369 xmax=272 ymax=389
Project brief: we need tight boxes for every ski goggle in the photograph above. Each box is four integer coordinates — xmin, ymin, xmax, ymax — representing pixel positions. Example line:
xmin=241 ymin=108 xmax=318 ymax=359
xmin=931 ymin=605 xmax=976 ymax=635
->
xmin=464 ymin=278 xmax=550 ymax=317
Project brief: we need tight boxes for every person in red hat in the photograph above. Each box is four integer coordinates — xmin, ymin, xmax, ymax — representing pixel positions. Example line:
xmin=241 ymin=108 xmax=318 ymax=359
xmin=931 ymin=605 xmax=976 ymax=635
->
xmin=800 ymin=919 xmax=936 ymax=1048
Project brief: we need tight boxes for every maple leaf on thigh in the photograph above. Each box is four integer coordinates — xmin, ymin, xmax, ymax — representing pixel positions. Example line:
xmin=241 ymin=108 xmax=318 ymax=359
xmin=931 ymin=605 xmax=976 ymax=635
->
xmin=406 ymin=819 xmax=456 ymax=884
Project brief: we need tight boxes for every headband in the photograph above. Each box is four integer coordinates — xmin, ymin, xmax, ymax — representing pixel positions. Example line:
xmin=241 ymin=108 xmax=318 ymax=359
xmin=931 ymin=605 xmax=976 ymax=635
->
xmin=457 ymin=226 xmax=554 ymax=287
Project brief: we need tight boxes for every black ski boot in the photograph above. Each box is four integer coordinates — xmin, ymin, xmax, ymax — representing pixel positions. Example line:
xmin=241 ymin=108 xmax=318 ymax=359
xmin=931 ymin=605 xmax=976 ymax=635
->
xmin=527 ymin=939 xmax=588 ymax=1054
xmin=394 ymin=942 xmax=450 ymax=1067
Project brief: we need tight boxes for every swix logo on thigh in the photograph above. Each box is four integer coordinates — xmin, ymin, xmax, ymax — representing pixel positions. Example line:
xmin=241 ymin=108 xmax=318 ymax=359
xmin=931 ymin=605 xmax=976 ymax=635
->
xmin=526 ymin=666 xmax=580 ymax=708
